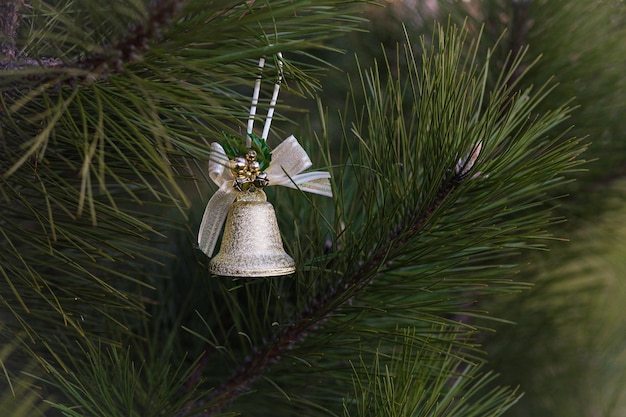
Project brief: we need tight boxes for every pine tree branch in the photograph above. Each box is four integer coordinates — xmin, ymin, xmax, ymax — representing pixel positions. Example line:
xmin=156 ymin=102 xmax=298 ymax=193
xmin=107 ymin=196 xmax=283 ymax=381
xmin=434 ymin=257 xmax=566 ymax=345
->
xmin=0 ymin=0 xmax=184 ymax=80
xmin=76 ymin=0 xmax=185 ymax=75
xmin=185 ymin=173 xmax=465 ymax=416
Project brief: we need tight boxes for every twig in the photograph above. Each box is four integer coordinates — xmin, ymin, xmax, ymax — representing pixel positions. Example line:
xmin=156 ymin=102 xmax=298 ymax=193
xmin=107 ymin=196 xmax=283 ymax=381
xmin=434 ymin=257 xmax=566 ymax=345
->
xmin=0 ymin=0 xmax=25 ymax=60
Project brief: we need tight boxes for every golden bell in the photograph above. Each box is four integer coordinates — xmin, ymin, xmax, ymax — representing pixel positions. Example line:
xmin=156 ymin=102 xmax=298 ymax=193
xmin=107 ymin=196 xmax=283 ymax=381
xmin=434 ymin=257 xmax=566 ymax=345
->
xmin=209 ymin=190 xmax=295 ymax=277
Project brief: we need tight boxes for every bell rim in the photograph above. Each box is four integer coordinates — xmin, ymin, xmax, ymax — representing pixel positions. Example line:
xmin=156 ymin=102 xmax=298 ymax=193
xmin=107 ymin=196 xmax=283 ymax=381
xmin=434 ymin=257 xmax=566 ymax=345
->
xmin=208 ymin=263 xmax=296 ymax=278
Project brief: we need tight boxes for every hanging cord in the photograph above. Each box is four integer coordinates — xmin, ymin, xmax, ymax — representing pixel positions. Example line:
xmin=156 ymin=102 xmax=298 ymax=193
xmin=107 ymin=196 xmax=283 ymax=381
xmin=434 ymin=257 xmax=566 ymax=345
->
xmin=261 ymin=52 xmax=284 ymax=141
xmin=245 ymin=52 xmax=284 ymax=147
xmin=246 ymin=57 xmax=265 ymax=147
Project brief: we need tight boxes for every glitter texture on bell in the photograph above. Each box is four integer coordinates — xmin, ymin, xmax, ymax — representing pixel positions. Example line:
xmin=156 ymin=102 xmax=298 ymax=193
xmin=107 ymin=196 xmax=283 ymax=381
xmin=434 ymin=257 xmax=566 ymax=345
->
xmin=208 ymin=190 xmax=295 ymax=277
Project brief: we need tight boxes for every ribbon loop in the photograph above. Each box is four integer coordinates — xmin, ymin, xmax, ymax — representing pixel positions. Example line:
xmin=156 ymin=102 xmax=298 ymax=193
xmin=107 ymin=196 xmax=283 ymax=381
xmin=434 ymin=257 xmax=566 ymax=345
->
xmin=198 ymin=136 xmax=332 ymax=257
xmin=208 ymin=142 xmax=232 ymax=186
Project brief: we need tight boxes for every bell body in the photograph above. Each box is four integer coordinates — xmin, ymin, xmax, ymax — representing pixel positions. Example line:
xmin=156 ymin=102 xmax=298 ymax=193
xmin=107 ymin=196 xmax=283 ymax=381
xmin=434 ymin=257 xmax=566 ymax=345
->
xmin=209 ymin=190 xmax=295 ymax=277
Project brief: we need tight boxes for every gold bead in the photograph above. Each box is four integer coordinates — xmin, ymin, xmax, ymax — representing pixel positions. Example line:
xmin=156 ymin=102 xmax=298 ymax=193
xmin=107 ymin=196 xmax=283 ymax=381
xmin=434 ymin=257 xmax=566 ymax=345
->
xmin=246 ymin=150 xmax=257 ymax=162
xmin=248 ymin=160 xmax=261 ymax=175
xmin=231 ymin=157 xmax=247 ymax=177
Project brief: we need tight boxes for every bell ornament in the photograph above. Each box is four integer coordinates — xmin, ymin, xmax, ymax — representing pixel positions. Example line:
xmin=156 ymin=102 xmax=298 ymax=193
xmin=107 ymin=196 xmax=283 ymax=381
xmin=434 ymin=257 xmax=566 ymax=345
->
xmin=208 ymin=190 xmax=295 ymax=277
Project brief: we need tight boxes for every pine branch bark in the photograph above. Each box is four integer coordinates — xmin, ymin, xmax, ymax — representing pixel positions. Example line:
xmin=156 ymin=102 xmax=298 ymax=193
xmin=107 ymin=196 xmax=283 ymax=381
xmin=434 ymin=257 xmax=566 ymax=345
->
xmin=0 ymin=0 xmax=23 ymax=60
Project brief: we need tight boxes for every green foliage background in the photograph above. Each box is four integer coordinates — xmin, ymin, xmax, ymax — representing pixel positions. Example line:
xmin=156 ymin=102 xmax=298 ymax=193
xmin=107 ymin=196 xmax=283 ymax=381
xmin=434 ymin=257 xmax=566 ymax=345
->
xmin=1 ymin=1 xmax=625 ymax=416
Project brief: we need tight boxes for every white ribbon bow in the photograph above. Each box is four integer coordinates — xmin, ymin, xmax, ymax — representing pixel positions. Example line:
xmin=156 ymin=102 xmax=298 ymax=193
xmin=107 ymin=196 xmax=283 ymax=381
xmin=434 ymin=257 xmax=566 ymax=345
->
xmin=197 ymin=135 xmax=333 ymax=257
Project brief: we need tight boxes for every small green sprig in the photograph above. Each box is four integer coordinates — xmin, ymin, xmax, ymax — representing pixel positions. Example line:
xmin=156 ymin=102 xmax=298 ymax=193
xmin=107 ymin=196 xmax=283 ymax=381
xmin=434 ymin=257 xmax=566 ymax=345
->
xmin=220 ymin=132 xmax=272 ymax=171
